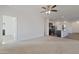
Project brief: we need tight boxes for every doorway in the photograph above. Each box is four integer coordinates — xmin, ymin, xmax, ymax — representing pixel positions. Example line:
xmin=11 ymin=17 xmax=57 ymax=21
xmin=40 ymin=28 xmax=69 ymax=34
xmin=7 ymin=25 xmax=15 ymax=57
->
xmin=49 ymin=22 xmax=61 ymax=37
xmin=49 ymin=23 xmax=57 ymax=36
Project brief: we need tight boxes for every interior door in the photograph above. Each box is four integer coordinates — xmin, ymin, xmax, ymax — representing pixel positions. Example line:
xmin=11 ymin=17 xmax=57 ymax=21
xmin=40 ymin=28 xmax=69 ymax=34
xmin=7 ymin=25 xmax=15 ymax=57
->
xmin=3 ymin=15 xmax=17 ymax=40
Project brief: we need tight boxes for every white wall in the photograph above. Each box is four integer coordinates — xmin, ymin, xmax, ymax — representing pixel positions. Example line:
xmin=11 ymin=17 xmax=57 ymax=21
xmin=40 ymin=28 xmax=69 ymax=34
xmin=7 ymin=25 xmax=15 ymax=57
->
xmin=71 ymin=22 xmax=79 ymax=33
xmin=44 ymin=18 xmax=49 ymax=36
xmin=0 ymin=6 xmax=45 ymax=40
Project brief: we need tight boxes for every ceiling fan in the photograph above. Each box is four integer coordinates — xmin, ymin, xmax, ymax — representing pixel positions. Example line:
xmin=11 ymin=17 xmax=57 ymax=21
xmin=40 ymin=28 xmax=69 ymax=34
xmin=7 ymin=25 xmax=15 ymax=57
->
xmin=40 ymin=5 xmax=58 ymax=14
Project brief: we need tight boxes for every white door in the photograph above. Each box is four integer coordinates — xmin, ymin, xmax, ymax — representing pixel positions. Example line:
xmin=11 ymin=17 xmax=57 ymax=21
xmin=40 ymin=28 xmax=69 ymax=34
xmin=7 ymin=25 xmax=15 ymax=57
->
xmin=3 ymin=15 xmax=17 ymax=40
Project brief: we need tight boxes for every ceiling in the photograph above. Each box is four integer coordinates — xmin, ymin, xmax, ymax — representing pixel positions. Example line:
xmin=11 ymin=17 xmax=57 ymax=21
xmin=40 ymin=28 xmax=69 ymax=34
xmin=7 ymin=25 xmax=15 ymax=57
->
xmin=0 ymin=5 xmax=79 ymax=22
xmin=48 ymin=5 xmax=79 ymax=22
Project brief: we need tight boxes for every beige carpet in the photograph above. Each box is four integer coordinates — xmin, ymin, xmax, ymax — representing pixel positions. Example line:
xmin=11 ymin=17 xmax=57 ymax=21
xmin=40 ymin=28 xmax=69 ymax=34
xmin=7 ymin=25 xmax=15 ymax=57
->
xmin=0 ymin=36 xmax=79 ymax=54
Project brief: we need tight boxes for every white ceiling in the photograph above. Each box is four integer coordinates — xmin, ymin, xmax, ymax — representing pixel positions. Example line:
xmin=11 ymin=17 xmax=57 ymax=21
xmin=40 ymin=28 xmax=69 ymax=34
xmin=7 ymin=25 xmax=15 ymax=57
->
xmin=49 ymin=5 xmax=79 ymax=22
xmin=0 ymin=5 xmax=79 ymax=22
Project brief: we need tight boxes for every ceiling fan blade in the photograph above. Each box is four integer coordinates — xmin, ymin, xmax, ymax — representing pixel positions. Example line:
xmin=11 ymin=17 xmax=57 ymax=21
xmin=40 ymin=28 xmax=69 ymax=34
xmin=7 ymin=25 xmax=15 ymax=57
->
xmin=52 ymin=5 xmax=56 ymax=8
xmin=42 ymin=7 xmax=46 ymax=9
xmin=51 ymin=10 xmax=57 ymax=12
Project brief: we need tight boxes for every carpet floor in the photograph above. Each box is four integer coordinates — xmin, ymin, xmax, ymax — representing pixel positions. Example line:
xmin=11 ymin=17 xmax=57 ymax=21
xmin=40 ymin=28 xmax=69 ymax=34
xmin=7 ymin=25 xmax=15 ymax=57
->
xmin=0 ymin=36 xmax=79 ymax=54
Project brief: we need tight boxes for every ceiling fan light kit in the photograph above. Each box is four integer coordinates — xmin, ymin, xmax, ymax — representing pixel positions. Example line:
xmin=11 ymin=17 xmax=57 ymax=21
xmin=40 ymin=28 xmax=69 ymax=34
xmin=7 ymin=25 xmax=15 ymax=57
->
xmin=46 ymin=11 xmax=51 ymax=14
